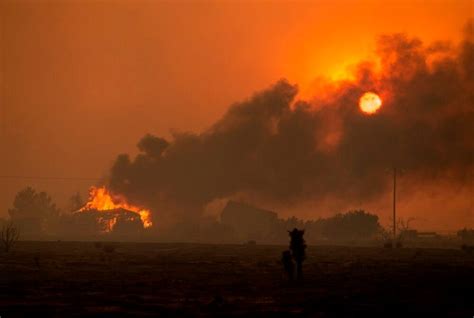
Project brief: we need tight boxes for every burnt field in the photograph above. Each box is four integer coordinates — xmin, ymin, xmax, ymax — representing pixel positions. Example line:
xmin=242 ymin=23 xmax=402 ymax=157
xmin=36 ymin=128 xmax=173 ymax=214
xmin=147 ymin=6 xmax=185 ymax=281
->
xmin=1 ymin=242 xmax=473 ymax=317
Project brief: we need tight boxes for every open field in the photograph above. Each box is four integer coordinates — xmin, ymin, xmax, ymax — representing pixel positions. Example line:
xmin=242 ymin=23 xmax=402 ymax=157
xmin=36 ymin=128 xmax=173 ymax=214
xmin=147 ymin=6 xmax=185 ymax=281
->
xmin=1 ymin=241 xmax=473 ymax=317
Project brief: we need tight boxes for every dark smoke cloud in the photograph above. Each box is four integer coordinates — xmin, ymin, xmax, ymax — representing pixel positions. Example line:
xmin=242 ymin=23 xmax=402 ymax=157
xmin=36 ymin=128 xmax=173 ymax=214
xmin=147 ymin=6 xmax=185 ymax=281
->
xmin=108 ymin=25 xmax=473 ymax=226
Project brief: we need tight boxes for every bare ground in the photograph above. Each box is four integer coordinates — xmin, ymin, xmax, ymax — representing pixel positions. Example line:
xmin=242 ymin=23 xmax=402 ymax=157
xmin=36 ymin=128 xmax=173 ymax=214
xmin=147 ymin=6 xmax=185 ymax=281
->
xmin=0 ymin=241 xmax=473 ymax=317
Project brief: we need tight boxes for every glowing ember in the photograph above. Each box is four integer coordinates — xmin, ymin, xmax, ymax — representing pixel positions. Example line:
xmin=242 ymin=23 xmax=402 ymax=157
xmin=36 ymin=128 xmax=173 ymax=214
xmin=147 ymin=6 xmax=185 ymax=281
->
xmin=97 ymin=215 xmax=118 ymax=233
xmin=79 ymin=186 xmax=152 ymax=230
xmin=359 ymin=92 xmax=382 ymax=114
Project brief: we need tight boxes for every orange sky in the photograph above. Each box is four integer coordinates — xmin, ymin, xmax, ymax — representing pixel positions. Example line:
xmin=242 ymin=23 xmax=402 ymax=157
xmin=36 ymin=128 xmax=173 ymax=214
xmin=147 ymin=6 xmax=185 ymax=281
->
xmin=0 ymin=0 xmax=472 ymax=227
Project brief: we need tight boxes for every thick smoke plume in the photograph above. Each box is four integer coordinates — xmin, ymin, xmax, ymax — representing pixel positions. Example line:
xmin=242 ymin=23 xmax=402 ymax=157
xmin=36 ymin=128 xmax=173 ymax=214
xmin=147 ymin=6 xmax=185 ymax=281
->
xmin=108 ymin=26 xmax=473 ymax=228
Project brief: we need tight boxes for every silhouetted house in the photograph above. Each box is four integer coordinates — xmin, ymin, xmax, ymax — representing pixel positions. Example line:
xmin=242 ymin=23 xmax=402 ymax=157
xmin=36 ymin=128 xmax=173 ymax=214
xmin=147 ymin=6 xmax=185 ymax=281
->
xmin=416 ymin=231 xmax=440 ymax=239
xmin=220 ymin=201 xmax=278 ymax=242
xmin=400 ymin=230 xmax=441 ymax=241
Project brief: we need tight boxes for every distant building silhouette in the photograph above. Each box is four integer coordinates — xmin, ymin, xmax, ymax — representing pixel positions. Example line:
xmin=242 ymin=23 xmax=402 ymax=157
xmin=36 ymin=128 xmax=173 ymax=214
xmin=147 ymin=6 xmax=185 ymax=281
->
xmin=221 ymin=201 xmax=278 ymax=242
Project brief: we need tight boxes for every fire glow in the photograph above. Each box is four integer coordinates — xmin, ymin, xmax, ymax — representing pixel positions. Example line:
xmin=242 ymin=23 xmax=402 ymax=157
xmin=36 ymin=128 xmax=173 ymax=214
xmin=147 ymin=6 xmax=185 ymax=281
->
xmin=79 ymin=186 xmax=152 ymax=231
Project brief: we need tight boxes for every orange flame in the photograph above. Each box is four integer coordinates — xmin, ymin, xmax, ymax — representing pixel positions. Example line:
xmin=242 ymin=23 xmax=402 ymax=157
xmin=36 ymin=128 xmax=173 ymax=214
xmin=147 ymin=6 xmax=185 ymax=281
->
xmin=79 ymin=186 xmax=152 ymax=230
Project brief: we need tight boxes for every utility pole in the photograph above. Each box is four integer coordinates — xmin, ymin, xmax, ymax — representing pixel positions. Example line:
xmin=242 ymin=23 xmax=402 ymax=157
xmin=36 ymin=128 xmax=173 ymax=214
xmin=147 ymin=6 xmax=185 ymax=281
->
xmin=392 ymin=167 xmax=397 ymax=242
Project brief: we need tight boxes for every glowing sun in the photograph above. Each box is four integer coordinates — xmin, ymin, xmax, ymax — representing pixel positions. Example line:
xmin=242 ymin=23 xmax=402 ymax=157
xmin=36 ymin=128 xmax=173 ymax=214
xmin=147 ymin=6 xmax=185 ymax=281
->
xmin=359 ymin=92 xmax=382 ymax=114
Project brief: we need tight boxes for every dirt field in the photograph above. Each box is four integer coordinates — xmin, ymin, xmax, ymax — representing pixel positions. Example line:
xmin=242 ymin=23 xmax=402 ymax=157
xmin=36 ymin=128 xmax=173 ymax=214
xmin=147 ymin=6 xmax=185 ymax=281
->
xmin=1 ymin=241 xmax=473 ymax=317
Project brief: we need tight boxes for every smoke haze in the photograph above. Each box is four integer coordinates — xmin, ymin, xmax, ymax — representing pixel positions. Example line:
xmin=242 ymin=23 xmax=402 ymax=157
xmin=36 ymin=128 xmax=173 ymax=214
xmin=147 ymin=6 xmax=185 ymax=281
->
xmin=1 ymin=1 xmax=472 ymax=231
xmin=108 ymin=26 xmax=473 ymax=230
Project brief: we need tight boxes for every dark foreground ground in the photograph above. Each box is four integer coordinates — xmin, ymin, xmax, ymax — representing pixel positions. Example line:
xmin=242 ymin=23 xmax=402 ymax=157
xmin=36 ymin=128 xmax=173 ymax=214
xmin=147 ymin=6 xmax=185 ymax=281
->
xmin=0 ymin=241 xmax=473 ymax=317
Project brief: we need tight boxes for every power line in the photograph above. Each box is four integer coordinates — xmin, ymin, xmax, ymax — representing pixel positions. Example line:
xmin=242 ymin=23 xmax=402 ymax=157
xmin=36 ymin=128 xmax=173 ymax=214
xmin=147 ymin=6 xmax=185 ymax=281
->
xmin=0 ymin=175 xmax=101 ymax=181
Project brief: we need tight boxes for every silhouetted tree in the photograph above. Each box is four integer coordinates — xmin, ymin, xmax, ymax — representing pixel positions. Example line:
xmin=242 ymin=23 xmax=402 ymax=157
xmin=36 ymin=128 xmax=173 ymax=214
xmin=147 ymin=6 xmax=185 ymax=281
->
xmin=284 ymin=216 xmax=305 ymax=230
xmin=289 ymin=228 xmax=306 ymax=280
xmin=8 ymin=187 xmax=59 ymax=235
xmin=322 ymin=210 xmax=380 ymax=242
xmin=281 ymin=250 xmax=295 ymax=280
xmin=1 ymin=222 xmax=20 ymax=252
xmin=68 ymin=191 xmax=84 ymax=212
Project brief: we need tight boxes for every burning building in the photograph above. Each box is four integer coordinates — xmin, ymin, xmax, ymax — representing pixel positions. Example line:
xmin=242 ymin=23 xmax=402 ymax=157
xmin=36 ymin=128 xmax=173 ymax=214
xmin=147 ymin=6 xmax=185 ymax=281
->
xmin=73 ymin=208 xmax=143 ymax=234
xmin=69 ymin=186 xmax=152 ymax=237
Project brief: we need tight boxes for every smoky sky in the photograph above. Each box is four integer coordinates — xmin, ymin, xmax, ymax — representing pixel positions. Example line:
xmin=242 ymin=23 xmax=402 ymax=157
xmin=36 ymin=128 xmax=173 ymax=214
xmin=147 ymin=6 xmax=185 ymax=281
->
xmin=108 ymin=27 xmax=473 ymax=225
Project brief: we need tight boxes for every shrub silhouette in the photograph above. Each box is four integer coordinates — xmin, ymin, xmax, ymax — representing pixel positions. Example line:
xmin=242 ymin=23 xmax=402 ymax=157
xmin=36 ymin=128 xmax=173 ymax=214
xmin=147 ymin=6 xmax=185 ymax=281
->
xmin=289 ymin=228 xmax=306 ymax=280
xmin=281 ymin=250 xmax=294 ymax=281
xmin=321 ymin=210 xmax=380 ymax=241
xmin=1 ymin=222 xmax=20 ymax=252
